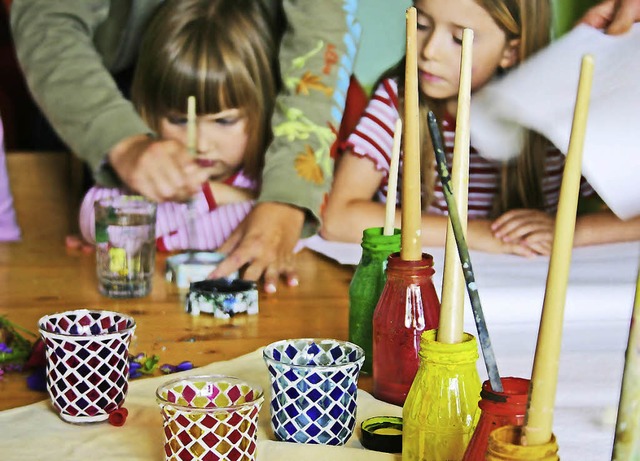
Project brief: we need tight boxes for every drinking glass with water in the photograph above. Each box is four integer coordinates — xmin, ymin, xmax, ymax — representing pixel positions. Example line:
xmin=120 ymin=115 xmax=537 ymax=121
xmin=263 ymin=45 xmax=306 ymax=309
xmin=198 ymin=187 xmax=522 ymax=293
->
xmin=95 ymin=195 xmax=157 ymax=298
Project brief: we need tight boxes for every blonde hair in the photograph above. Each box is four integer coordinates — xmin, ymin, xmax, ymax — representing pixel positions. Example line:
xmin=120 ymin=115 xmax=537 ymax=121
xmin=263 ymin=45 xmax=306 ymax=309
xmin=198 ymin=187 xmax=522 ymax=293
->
xmin=386 ymin=0 xmax=552 ymax=215
xmin=479 ymin=0 xmax=552 ymax=214
xmin=131 ymin=0 xmax=280 ymax=182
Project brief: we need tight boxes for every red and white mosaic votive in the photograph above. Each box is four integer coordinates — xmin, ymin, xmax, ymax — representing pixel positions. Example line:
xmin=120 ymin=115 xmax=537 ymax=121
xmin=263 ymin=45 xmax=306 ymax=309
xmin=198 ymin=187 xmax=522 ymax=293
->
xmin=38 ymin=309 xmax=136 ymax=423
xmin=156 ymin=375 xmax=263 ymax=461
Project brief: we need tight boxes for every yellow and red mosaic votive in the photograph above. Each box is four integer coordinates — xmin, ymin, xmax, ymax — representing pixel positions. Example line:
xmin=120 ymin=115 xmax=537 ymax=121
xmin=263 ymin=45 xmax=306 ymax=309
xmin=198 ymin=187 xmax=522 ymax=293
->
xmin=156 ymin=375 xmax=263 ymax=461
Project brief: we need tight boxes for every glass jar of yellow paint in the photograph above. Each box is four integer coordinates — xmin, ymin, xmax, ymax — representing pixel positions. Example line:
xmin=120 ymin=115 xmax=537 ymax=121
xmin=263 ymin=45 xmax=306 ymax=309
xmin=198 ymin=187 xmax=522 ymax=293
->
xmin=402 ymin=329 xmax=481 ymax=460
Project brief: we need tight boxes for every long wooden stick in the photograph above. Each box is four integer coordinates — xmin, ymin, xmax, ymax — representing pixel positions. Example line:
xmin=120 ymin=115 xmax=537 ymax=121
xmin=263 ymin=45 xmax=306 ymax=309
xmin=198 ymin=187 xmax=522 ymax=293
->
xmin=187 ymin=95 xmax=197 ymax=157
xmin=400 ymin=7 xmax=422 ymax=261
xmin=522 ymin=54 xmax=595 ymax=446
xmin=428 ymin=111 xmax=502 ymax=393
xmin=612 ymin=262 xmax=640 ymax=460
xmin=186 ymin=96 xmax=197 ymax=253
xmin=438 ymin=28 xmax=473 ymax=345
xmin=384 ymin=119 xmax=403 ymax=236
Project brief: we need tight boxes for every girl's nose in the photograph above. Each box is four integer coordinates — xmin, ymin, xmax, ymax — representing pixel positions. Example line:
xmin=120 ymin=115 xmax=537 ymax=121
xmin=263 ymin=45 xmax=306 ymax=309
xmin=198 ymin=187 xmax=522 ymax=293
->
xmin=196 ymin=127 xmax=212 ymax=154
xmin=420 ymin=30 xmax=442 ymax=61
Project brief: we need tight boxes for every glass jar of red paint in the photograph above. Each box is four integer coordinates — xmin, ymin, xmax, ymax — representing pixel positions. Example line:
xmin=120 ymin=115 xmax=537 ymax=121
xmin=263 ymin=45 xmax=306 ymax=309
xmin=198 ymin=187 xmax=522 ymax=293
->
xmin=371 ymin=252 xmax=440 ymax=406
xmin=462 ymin=376 xmax=530 ymax=460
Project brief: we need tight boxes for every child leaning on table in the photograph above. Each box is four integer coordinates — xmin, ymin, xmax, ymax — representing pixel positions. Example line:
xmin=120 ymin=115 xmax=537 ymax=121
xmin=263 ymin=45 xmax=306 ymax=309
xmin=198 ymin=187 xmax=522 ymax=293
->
xmin=0 ymin=117 xmax=20 ymax=242
xmin=321 ymin=0 xmax=640 ymax=257
xmin=78 ymin=0 xmax=279 ymax=251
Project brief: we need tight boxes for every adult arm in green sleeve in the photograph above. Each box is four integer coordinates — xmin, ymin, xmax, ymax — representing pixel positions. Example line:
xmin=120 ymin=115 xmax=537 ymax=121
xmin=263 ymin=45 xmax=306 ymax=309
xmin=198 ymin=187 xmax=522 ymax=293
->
xmin=258 ymin=0 xmax=361 ymax=236
xmin=10 ymin=0 xmax=151 ymax=186
xmin=210 ymin=0 xmax=361 ymax=290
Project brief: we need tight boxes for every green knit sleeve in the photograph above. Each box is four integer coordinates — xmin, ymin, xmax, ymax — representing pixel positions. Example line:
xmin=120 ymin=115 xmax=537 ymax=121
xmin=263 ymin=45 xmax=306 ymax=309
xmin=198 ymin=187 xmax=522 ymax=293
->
xmin=258 ymin=0 xmax=361 ymax=236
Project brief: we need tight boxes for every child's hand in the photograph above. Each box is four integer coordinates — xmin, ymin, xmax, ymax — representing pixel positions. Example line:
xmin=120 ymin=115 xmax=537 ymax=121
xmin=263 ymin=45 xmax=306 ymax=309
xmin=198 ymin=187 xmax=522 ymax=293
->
xmin=491 ymin=209 xmax=554 ymax=255
xmin=468 ymin=220 xmax=538 ymax=257
xmin=209 ymin=202 xmax=303 ymax=293
xmin=65 ymin=235 xmax=94 ymax=254
xmin=108 ymin=134 xmax=211 ymax=202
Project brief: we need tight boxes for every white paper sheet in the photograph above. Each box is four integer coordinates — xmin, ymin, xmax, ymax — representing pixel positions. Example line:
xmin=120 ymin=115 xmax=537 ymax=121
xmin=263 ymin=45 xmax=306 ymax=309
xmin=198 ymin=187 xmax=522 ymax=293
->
xmin=470 ymin=24 xmax=640 ymax=219
xmin=303 ymin=235 xmax=640 ymax=327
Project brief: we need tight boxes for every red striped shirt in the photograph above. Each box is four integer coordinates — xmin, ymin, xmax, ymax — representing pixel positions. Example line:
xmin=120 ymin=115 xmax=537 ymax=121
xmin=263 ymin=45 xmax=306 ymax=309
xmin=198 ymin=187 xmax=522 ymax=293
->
xmin=344 ymin=78 xmax=592 ymax=218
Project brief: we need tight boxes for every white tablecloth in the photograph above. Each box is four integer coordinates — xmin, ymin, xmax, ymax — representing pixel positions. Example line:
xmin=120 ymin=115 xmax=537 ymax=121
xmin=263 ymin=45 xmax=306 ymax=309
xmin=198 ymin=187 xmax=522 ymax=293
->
xmin=0 ymin=342 xmax=629 ymax=460
xmin=0 ymin=350 xmax=402 ymax=461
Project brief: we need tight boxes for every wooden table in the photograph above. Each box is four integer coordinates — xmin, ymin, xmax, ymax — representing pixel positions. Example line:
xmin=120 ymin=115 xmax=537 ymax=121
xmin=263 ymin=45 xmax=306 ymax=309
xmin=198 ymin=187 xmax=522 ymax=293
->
xmin=0 ymin=152 xmax=360 ymax=411
xmin=3 ymin=154 xmax=637 ymax=460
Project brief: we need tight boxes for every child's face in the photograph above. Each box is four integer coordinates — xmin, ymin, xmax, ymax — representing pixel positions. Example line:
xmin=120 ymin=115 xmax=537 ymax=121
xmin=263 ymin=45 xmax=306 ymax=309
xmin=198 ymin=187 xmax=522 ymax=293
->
xmin=160 ymin=108 xmax=249 ymax=182
xmin=414 ymin=0 xmax=519 ymax=111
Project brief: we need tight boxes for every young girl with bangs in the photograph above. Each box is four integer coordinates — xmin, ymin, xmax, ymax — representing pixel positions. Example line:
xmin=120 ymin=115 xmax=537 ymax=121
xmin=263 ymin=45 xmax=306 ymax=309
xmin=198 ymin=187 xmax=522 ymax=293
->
xmin=78 ymin=0 xmax=279 ymax=251
xmin=322 ymin=0 xmax=640 ymax=256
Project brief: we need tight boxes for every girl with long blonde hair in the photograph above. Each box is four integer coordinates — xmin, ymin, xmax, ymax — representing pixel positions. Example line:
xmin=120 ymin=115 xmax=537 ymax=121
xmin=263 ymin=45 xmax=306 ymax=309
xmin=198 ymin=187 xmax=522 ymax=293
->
xmin=322 ymin=0 xmax=640 ymax=255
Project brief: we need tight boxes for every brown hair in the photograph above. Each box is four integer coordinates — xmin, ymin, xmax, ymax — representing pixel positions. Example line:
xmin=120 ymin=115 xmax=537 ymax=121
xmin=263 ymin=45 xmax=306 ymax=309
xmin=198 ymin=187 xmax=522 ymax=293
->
xmin=384 ymin=0 xmax=552 ymax=215
xmin=131 ymin=0 xmax=280 ymax=182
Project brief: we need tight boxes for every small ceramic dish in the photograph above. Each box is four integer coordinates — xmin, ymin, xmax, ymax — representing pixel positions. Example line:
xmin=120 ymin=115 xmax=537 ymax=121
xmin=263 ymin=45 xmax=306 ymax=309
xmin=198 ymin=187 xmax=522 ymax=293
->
xmin=165 ymin=252 xmax=237 ymax=290
xmin=186 ymin=279 xmax=258 ymax=318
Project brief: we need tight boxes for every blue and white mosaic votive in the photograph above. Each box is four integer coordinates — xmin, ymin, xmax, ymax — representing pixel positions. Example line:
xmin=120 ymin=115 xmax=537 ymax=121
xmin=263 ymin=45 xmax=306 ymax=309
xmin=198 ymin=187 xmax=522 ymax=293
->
xmin=186 ymin=279 xmax=258 ymax=318
xmin=262 ymin=338 xmax=365 ymax=445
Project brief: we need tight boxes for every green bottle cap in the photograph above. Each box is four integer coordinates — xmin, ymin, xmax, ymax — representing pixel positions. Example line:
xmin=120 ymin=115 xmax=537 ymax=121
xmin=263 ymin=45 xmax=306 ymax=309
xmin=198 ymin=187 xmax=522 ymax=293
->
xmin=360 ymin=416 xmax=403 ymax=453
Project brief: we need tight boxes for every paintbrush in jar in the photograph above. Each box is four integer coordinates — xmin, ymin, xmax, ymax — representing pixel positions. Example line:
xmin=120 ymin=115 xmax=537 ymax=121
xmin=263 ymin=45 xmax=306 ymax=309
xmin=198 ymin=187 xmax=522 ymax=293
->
xmin=383 ymin=119 xmax=402 ymax=236
xmin=427 ymin=110 xmax=502 ymax=392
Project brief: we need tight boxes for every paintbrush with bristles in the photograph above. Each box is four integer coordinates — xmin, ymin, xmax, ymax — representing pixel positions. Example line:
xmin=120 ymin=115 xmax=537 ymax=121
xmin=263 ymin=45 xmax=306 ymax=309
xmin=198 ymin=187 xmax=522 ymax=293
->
xmin=185 ymin=95 xmax=198 ymax=259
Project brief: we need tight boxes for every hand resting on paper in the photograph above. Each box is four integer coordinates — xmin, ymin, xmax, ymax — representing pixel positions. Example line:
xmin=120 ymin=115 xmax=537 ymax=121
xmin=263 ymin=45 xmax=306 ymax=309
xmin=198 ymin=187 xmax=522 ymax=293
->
xmin=467 ymin=220 xmax=540 ymax=258
xmin=490 ymin=206 xmax=640 ymax=256
xmin=580 ymin=0 xmax=640 ymax=34
xmin=491 ymin=209 xmax=555 ymax=256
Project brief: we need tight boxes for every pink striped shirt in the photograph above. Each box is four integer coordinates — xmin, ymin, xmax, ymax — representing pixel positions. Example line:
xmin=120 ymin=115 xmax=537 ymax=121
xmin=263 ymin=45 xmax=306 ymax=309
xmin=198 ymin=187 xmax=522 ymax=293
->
xmin=79 ymin=171 xmax=256 ymax=251
xmin=344 ymin=78 xmax=592 ymax=218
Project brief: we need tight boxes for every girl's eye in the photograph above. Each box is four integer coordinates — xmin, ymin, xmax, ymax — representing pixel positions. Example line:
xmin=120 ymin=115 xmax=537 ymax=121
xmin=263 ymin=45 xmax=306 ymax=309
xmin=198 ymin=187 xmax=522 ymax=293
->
xmin=215 ymin=117 xmax=238 ymax=126
xmin=167 ymin=115 xmax=188 ymax=125
xmin=453 ymin=35 xmax=463 ymax=45
xmin=416 ymin=12 xmax=432 ymax=32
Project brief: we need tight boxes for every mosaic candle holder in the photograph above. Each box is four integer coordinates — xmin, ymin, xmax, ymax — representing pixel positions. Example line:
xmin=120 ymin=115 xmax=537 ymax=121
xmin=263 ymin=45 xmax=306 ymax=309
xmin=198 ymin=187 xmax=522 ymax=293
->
xmin=186 ymin=279 xmax=258 ymax=318
xmin=38 ymin=309 xmax=136 ymax=423
xmin=263 ymin=338 xmax=365 ymax=445
xmin=156 ymin=375 xmax=263 ymax=461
